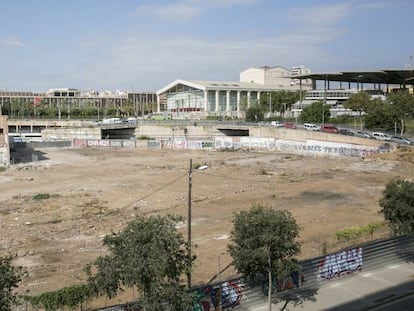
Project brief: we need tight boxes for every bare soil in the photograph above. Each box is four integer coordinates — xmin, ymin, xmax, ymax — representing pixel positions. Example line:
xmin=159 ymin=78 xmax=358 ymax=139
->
xmin=1 ymin=146 xmax=414 ymax=308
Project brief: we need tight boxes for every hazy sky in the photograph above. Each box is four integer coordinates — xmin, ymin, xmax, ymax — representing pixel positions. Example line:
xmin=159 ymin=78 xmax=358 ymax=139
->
xmin=0 ymin=0 xmax=412 ymax=92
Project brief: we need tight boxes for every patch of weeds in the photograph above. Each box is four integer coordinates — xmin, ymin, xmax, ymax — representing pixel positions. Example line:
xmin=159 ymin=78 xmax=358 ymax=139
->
xmin=32 ymin=193 xmax=59 ymax=201
xmin=220 ymin=147 xmax=238 ymax=152
xmin=45 ymin=216 xmax=62 ymax=224
xmin=0 ymin=166 xmax=6 ymax=172
xmin=258 ymin=168 xmax=269 ymax=175
xmin=300 ymin=191 xmax=350 ymax=201
xmin=138 ymin=135 xmax=153 ymax=140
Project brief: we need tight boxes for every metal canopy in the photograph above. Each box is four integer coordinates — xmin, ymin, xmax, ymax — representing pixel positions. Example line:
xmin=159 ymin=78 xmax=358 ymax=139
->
xmin=296 ymin=69 xmax=414 ymax=85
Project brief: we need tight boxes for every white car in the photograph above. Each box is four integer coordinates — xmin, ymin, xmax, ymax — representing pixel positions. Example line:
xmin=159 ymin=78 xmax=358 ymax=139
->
xmin=304 ymin=123 xmax=320 ymax=131
xmin=372 ymin=132 xmax=391 ymax=141
xmin=270 ymin=121 xmax=284 ymax=127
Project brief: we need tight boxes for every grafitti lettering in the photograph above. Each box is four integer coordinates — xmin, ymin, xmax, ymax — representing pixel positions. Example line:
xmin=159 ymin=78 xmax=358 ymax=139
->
xmin=193 ymin=279 xmax=244 ymax=311
xmin=319 ymin=247 xmax=363 ymax=280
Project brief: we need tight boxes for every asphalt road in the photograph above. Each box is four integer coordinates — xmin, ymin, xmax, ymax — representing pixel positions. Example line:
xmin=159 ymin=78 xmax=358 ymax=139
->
xmin=369 ymin=293 xmax=414 ymax=311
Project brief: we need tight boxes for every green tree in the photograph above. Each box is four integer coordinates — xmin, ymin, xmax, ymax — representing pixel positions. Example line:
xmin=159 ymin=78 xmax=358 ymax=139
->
xmin=228 ymin=205 xmax=300 ymax=307
xmin=245 ymin=104 xmax=264 ymax=122
xmin=387 ymin=91 xmax=414 ymax=134
xmin=86 ymin=214 xmax=194 ymax=310
xmin=259 ymin=91 xmax=300 ymax=115
xmin=0 ymin=256 xmax=24 ymax=311
xmin=379 ymin=178 xmax=414 ymax=236
xmin=300 ymin=101 xmax=330 ymax=123
xmin=364 ymin=100 xmax=398 ymax=131
xmin=343 ymin=91 xmax=373 ymax=129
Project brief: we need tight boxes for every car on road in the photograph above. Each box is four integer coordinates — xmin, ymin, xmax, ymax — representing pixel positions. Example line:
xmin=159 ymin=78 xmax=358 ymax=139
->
xmin=270 ymin=121 xmax=284 ymax=127
xmin=284 ymin=122 xmax=297 ymax=129
xmin=372 ymin=132 xmax=391 ymax=141
xmin=391 ymin=136 xmax=412 ymax=145
xmin=320 ymin=125 xmax=339 ymax=133
xmin=355 ymin=131 xmax=371 ymax=139
xmin=338 ymin=128 xmax=354 ymax=136
xmin=304 ymin=123 xmax=320 ymax=131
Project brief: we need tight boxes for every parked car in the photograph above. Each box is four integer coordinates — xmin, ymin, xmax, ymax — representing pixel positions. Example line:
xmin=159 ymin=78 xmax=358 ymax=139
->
xmin=284 ymin=122 xmax=297 ymax=129
xmin=320 ymin=124 xmax=339 ymax=133
xmin=304 ymin=123 xmax=320 ymax=131
xmin=338 ymin=128 xmax=354 ymax=136
xmin=270 ymin=121 xmax=284 ymax=127
xmin=355 ymin=131 xmax=371 ymax=139
xmin=391 ymin=136 xmax=412 ymax=145
xmin=372 ymin=132 xmax=391 ymax=141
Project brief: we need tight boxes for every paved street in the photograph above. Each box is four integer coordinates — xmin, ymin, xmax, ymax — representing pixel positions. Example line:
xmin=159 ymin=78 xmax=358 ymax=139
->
xmin=237 ymin=261 xmax=414 ymax=311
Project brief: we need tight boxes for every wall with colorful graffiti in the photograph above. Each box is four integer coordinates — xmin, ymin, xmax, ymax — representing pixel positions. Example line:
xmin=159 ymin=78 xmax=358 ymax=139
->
xmin=71 ymin=136 xmax=385 ymax=158
xmin=318 ymin=247 xmax=363 ymax=281
xmin=192 ymin=279 xmax=244 ymax=311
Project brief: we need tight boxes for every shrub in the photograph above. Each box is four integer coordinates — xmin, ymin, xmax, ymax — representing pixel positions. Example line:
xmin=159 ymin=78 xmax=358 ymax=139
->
xmin=32 ymin=193 xmax=51 ymax=201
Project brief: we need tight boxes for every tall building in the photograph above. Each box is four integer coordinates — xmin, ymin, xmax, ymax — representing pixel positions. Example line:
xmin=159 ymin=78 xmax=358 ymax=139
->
xmin=240 ymin=65 xmax=313 ymax=89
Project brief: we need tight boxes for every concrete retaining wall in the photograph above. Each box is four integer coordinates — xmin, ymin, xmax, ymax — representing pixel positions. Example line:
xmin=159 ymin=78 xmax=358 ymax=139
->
xmin=42 ymin=127 xmax=101 ymax=140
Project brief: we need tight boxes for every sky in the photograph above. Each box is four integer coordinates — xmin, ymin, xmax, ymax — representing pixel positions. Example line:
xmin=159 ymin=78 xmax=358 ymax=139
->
xmin=0 ymin=0 xmax=413 ymax=93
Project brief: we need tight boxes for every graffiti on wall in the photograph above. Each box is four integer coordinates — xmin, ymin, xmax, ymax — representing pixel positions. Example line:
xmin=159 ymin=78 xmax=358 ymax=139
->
xmin=278 ymin=139 xmax=378 ymax=158
xmin=319 ymin=247 xmax=363 ymax=281
xmin=73 ymin=137 xmax=380 ymax=158
xmin=193 ymin=279 xmax=244 ymax=311
xmin=261 ymin=270 xmax=305 ymax=296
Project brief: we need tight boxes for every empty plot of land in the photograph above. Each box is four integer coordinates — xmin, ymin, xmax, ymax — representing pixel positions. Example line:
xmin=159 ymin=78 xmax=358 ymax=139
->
xmin=1 ymin=146 xmax=413 ymax=307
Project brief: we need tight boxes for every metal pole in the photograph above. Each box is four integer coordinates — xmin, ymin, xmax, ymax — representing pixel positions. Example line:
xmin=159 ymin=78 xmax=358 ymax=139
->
xmin=187 ymin=159 xmax=193 ymax=288
xmin=268 ymin=249 xmax=272 ymax=311
xmin=323 ymin=76 xmax=327 ymax=126
xmin=269 ymin=92 xmax=272 ymax=117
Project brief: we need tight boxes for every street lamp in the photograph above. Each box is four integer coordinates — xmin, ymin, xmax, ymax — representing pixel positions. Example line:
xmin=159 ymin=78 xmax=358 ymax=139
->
xmin=323 ymin=75 xmax=327 ymax=126
xmin=187 ymin=159 xmax=193 ymax=288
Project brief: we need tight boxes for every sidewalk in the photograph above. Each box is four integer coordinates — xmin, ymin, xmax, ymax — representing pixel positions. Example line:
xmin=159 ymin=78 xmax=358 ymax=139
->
xmin=237 ymin=261 xmax=414 ymax=311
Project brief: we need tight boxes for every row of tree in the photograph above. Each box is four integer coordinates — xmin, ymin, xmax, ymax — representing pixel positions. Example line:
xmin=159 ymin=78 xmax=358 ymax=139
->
xmin=0 ymin=100 xmax=157 ymax=119
xmin=2 ymin=178 xmax=414 ymax=310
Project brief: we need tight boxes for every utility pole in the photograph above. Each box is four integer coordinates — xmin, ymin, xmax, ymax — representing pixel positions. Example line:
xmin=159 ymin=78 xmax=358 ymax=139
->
xmin=187 ymin=159 xmax=193 ymax=288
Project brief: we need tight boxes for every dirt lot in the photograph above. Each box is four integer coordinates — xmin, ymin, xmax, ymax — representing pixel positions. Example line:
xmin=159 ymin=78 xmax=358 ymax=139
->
xmin=1 ymin=146 xmax=414 ymax=308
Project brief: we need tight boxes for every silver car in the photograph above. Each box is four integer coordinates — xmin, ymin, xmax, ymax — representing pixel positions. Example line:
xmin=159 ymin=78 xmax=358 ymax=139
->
xmin=355 ymin=131 xmax=371 ymax=139
xmin=391 ymin=136 xmax=412 ymax=145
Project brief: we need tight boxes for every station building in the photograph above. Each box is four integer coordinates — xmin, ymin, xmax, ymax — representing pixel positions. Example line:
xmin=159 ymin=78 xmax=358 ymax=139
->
xmin=156 ymin=66 xmax=313 ymax=119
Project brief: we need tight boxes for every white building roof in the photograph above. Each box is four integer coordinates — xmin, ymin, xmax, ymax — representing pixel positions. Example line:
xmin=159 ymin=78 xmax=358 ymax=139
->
xmin=156 ymin=78 xmax=296 ymax=95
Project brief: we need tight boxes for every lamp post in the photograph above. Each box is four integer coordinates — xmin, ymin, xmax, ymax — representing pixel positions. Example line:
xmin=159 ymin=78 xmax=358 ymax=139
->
xmin=269 ymin=92 xmax=272 ymax=118
xmin=187 ymin=159 xmax=193 ymax=288
xmin=323 ymin=75 xmax=327 ymax=126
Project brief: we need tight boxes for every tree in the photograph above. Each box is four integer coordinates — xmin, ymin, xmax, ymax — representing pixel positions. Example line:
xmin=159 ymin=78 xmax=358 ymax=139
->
xmin=259 ymin=91 xmax=300 ymax=115
xmin=300 ymin=101 xmax=330 ymax=123
xmin=343 ymin=91 xmax=373 ymax=129
xmin=228 ymin=205 xmax=300 ymax=308
xmin=0 ymin=256 xmax=24 ymax=311
xmin=387 ymin=91 xmax=414 ymax=134
xmin=86 ymin=214 xmax=194 ymax=310
xmin=364 ymin=100 xmax=399 ymax=131
xmin=379 ymin=179 xmax=414 ymax=236
xmin=245 ymin=104 xmax=264 ymax=122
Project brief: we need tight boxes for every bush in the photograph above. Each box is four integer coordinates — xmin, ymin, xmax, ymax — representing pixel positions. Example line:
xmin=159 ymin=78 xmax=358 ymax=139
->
xmin=32 ymin=193 xmax=51 ymax=201
xmin=335 ymin=221 xmax=385 ymax=242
